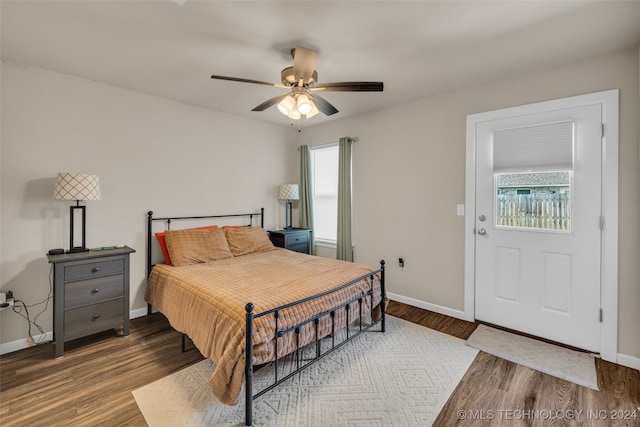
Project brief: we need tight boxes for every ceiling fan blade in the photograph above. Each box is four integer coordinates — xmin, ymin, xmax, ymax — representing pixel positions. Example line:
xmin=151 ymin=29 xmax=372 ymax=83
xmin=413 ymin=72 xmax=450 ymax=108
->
xmin=211 ymin=75 xmax=280 ymax=87
xmin=309 ymin=93 xmax=338 ymax=116
xmin=312 ymin=82 xmax=384 ymax=92
xmin=251 ymin=93 xmax=290 ymax=111
xmin=292 ymin=46 xmax=318 ymax=83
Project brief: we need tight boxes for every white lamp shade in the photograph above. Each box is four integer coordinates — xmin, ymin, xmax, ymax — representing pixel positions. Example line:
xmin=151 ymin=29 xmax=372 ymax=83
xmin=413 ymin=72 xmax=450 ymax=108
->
xmin=278 ymin=184 xmax=299 ymax=201
xmin=277 ymin=95 xmax=296 ymax=116
xmin=297 ymin=94 xmax=312 ymax=115
xmin=305 ymin=102 xmax=320 ymax=119
xmin=287 ymin=108 xmax=301 ymax=120
xmin=53 ymin=173 xmax=101 ymax=201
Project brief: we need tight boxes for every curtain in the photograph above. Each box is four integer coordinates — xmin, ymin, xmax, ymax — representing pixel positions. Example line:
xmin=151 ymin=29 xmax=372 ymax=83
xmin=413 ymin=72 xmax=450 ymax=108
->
xmin=299 ymin=145 xmax=315 ymax=255
xmin=336 ymin=137 xmax=353 ymax=261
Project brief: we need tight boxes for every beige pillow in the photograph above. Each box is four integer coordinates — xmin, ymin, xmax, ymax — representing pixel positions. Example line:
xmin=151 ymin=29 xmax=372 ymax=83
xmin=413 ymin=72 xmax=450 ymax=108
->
xmin=223 ymin=226 xmax=275 ymax=256
xmin=164 ymin=228 xmax=233 ymax=266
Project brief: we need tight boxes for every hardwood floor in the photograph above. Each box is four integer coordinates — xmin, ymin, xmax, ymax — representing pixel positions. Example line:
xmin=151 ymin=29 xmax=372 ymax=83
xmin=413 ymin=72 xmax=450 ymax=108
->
xmin=0 ymin=314 xmax=204 ymax=427
xmin=1 ymin=301 xmax=638 ymax=426
xmin=387 ymin=301 xmax=640 ymax=427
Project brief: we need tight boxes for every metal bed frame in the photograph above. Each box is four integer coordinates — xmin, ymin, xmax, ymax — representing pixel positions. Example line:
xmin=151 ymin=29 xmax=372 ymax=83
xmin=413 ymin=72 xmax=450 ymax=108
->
xmin=146 ymin=209 xmax=386 ymax=426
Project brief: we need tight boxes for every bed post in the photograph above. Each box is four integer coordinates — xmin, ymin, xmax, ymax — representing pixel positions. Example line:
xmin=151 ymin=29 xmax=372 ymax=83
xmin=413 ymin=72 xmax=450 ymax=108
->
xmin=147 ymin=211 xmax=154 ymax=316
xmin=380 ymin=260 xmax=386 ymax=333
xmin=245 ymin=303 xmax=254 ymax=426
xmin=260 ymin=207 xmax=264 ymax=228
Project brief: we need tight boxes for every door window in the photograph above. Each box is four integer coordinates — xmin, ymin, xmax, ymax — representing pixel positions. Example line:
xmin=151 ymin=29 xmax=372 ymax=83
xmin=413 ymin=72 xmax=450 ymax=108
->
xmin=495 ymin=171 xmax=572 ymax=232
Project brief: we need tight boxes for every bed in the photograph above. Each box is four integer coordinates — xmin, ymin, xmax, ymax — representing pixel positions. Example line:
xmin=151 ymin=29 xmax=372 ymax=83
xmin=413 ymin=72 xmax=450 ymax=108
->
xmin=144 ymin=209 xmax=386 ymax=426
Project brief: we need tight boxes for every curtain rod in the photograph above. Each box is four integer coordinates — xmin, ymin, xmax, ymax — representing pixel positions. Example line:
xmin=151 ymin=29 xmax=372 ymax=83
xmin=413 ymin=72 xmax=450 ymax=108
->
xmin=298 ymin=137 xmax=359 ymax=151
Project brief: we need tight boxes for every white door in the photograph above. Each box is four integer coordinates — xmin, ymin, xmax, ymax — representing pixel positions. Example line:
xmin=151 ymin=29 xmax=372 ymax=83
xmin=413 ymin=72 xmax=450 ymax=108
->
xmin=474 ymin=103 xmax=602 ymax=352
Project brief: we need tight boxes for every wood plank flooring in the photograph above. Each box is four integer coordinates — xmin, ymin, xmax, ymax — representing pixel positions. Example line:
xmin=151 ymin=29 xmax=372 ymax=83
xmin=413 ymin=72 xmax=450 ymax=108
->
xmin=386 ymin=302 xmax=640 ymax=427
xmin=1 ymin=300 xmax=638 ymax=426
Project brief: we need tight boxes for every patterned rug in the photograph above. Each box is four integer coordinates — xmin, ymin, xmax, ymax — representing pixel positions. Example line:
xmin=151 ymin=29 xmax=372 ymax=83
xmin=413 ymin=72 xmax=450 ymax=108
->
xmin=133 ymin=316 xmax=478 ymax=426
xmin=466 ymin=324 xmax=598 ymax=390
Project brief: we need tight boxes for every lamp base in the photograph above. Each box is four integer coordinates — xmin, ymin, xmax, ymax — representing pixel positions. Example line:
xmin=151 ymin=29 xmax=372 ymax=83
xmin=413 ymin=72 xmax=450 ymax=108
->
xmin=284 ymin=200 xmax=293 ymax=229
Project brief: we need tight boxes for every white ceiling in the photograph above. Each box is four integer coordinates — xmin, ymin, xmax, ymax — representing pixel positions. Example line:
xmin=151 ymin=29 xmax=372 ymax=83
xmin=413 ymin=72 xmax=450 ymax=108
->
xmin=2 ymin=1 xmax=640 ymax=128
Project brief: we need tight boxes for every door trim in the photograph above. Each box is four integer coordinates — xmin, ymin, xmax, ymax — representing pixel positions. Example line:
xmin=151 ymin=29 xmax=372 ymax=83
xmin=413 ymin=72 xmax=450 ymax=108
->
xmin=464 ymin=90 xmax=619 ymax=363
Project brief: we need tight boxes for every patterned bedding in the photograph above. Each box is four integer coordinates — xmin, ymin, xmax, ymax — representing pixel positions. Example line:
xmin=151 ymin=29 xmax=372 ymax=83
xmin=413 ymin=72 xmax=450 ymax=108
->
xmin=145 ymin=248 xmax=382 ymax=405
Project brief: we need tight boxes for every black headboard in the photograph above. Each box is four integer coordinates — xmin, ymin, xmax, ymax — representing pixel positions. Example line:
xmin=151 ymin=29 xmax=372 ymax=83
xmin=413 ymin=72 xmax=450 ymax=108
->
xmin=146 ymin=208 xmax=265 ymax=278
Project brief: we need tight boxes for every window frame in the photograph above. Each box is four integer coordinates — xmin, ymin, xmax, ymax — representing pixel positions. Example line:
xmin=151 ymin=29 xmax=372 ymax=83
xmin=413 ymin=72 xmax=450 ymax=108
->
xmin=310 ymin=143 xmax=339 ymax=246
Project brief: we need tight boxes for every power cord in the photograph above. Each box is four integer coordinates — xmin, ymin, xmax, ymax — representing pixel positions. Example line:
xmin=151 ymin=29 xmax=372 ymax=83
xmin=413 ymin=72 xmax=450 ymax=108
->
xmin=10 ymin=265 xmax=54 ymax=345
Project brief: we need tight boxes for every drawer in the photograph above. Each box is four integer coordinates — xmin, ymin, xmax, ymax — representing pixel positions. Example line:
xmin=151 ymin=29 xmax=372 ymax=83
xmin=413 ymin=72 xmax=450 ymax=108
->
xmin=287 ymin=243 xmax=309 ymax=253
xmin=65 ymin=258 xmax=124 ymax=281
xmin=64 ymin=299 xmax=124 ymax=338
xmin=284 ymin=232 xmax=309 ymax=246
xmin=65 ymin=274 xmax=124 ymax=309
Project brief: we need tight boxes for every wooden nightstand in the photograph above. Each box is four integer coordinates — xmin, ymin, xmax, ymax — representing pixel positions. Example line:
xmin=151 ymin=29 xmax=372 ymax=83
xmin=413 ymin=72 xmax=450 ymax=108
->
xmin=47 ymin=246 xmax=135 ymax=358
xmin=268 ymin=228 xmax=312 ymax=254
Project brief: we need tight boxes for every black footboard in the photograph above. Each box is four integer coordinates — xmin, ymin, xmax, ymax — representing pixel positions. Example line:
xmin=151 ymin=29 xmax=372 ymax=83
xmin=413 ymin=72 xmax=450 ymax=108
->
xmin=243 ymin=260 xmax=386 ymax=426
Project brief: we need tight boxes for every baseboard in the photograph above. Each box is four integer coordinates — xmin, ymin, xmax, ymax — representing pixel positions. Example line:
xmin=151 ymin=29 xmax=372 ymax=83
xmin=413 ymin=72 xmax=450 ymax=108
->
xmin=0 ymin=308 xmax=151 ymax=356
xmin=387 ymin=292 xmax=472 ymax=322
xmin=0 ymin=331 xmax=54 ymax=355
xmin=130 ymin=306 xmax=148 ymax=319
xmin=617 ymin=353 xmax=640 ymax=371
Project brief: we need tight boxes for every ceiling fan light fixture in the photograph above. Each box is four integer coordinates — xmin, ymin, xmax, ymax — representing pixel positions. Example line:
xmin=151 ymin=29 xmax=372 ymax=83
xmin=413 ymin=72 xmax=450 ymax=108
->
xmin=288 ymin=108 xmax=301 ymax=120
xmin=305 ymin=102 xmax=320 ymax=119
xmin=296 ymin=94 xmax=313 ymax=115
xmin=277 ymin=94 xmax=296 ymax=116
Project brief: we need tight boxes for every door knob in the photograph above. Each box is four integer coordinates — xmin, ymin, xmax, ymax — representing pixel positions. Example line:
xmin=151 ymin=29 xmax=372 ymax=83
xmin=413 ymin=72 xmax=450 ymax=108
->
xmin=477 ymin=228 xmax=487 ymax=235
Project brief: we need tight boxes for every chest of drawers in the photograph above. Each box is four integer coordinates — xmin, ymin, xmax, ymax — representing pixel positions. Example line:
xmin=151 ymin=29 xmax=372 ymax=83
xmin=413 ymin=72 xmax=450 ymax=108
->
xmin=268 ymin=228 xmax=311 ymax=254
xmin=47 ymin=246 xmax=135 ymax=358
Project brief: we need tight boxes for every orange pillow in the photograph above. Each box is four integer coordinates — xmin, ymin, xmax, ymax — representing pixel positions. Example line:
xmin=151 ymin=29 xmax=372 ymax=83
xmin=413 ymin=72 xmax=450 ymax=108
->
xmin=155 ymin=225 xmax=217 ymax=265
xmin=223 ymin=226 xmax=275 ymax=256
xmin=164 ymin=228 xmax=233 ymax=266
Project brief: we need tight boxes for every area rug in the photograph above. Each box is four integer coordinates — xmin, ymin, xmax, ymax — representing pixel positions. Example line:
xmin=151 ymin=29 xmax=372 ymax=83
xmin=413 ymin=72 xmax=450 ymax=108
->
xmin=133 ymin=316 xmax=478 ymax=426
xmin=466 ymin=324 xmax=598 ymax=390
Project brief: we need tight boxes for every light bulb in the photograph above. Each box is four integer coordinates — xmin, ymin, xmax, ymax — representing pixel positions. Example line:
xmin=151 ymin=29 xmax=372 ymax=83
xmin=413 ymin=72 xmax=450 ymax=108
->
xmin=296 ymin=94 xmax=312 ymax=115
xmin=305 ymin=102 xmax=320 ymax=119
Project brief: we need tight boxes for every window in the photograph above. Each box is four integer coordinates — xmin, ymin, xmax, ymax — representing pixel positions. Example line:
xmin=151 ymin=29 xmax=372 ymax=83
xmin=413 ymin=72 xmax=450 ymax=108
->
xmin=311 ymin=144 xmax=339 ymax=243
xmin=495 ymin=171 xmax=572 ymax=232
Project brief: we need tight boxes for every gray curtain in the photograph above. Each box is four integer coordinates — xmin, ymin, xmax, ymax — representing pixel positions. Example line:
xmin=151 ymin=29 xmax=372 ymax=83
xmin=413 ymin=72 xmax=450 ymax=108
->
xmin=299 ymin=145 xmax=315 ymax=255
xmin=336 ymin=137 xmax=353 ymax=261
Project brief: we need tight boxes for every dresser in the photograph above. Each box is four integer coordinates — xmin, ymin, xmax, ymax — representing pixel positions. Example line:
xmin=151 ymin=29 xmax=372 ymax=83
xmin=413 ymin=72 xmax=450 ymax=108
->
xmin=47 ymin=246 xmax=135 ymax=358
xmin=268 ymin=228 xmax=312 ymax=254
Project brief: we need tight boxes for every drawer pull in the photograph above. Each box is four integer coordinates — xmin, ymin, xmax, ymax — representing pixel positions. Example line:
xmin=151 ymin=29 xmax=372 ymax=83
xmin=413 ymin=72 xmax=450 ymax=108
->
xmin=91 ymin=267 xmax=101 ymax=273
xmin=91 ymin=288 xmax=100 ymax=294
xmin=92 ymin=314 xmax=100 ymax=321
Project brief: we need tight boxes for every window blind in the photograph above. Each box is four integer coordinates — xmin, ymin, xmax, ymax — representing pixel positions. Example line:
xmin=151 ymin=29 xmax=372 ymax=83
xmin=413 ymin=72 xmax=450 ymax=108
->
xmin=493 ymin=121 xmax=574 ymax=172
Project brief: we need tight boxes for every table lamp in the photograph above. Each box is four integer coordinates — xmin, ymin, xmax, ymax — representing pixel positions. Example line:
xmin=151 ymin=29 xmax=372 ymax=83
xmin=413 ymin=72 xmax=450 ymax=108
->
xmin=53 ymin=173 xmax=101 ymax=252
xmin=278 ymin=184 xmax=299 ymax=229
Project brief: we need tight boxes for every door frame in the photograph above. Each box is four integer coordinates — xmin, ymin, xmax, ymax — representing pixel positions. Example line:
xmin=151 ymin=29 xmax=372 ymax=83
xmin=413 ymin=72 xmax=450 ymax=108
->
xmin=463 ymin=90 xmax=619 ymax=363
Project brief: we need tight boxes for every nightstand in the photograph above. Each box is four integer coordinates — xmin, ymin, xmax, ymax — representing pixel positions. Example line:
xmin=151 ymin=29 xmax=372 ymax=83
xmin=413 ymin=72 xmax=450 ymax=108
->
xmin=47 ymin=246 xmax=135 ymax=358
xmin=268 ymin=228 xmax=312 ymax=254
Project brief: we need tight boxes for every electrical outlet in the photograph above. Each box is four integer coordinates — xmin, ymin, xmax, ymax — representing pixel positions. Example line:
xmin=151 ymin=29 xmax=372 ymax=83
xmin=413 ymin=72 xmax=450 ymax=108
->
xmin=398 ymin=257 xmax=405 ymax=271
xmin=26 ymin=336 xmax=35 ymax=346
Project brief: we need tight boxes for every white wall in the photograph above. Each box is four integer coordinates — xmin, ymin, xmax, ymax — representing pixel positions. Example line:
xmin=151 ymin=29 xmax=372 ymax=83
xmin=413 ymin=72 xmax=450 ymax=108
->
xmin=0 ymin=62 xmax=299 ymax=347
xmin=2 ymin=47 xmax=638 ymax=364
xmin=300 ymin=46 xmax=640 ymax=361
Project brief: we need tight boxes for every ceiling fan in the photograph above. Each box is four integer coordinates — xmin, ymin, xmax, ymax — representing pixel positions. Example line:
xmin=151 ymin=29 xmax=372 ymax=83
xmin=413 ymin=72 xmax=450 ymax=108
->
xmin=211 ymin=46 xmax=383 ymax=120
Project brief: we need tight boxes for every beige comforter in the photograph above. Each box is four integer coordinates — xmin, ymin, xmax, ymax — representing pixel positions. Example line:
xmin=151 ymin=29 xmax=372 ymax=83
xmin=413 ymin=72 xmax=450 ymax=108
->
xmin=145 ymin=248 xmax=382 ymax=405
